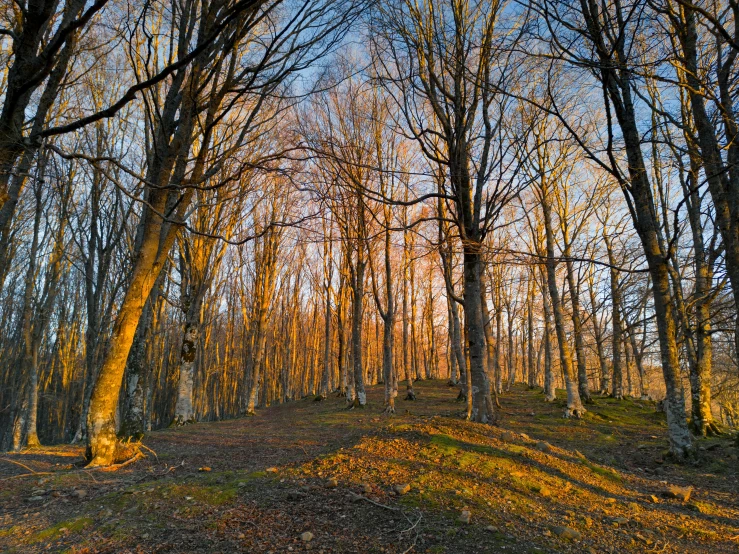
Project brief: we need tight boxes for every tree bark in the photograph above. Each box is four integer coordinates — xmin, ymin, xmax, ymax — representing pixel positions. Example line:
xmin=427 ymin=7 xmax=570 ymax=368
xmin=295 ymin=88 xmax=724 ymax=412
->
xmin=542 ymin=187 xmax=584 ymax=417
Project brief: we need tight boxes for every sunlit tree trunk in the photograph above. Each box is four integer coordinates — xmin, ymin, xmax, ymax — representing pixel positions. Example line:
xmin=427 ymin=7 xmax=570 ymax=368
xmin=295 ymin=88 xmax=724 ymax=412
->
xmin=604 ymin=234 xmax=623 ymax=399
xmin=542 ymin=190 xmax=584 ymax=417
xmin=350 ymin=249 xmax=367 ymax=408
xmin=587 ymin=267 xmax=610 ymax=394
xmin=402 ymin=226 xmax=416 ymax=400
xmin=541 ymin=275 xmax=556 ymax=402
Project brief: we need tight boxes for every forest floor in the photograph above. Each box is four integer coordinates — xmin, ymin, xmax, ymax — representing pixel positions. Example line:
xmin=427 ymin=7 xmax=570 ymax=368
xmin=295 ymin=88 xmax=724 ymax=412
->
xmin=1 ymin=380 xmax=738 ymax=554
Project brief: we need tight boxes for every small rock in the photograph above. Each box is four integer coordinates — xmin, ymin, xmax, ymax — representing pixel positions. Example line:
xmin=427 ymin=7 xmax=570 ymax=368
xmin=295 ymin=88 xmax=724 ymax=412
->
xmin=265 ymin=467 xmax=278 ymax=474
xmin=485 ymin=525 xmax=498 ymax=533
xmin=536 ymin=441 xmax=553 ymax=453
xmin=287 ymin=490 xmax=307 ymax=501
xmin=31 ymin=489 xmax=46 ymax=496
xmin=237 ymin=533 xmax=245 ymax=539
xmin=393 ymin=483 xmax=411 ymax=496
xmin=664 ymin=485 xmax=692 ymax=502
xmin=325 ymin=478 xmax=338 ymax=489
xmin=58 ymin=527 xmax=68 ymax=533
xmin=300 ymin=531 xmax=314 ymax=542
xmin=238 ymin=482 xmax=247 ymax=487
xmin=458 ymin=510 xmax=471 ymax=524
xmin=27 ymin=496 xmax=44 ymax=502
xmin=141 ymin=533 xmax=149 ymax=539
xmin=612 ymin=517 xmax=629 ymax=527
xmin=72 ymin=489 xmax=87 ymax=499
xmin=198 ymin=466 xmax=211 ymax=472
xmin=550 ymin=526 xmax=581 ymax=540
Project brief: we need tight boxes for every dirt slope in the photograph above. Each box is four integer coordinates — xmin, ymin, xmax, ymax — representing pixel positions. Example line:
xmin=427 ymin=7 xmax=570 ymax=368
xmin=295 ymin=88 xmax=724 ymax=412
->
xmin=1 ymin=380 xmax=737 ymax=553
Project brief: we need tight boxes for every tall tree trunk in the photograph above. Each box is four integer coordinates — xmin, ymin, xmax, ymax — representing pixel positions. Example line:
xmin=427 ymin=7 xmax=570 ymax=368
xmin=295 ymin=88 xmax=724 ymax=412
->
xmin=494 ymin=281 xmax=504 ymax=396
xmin=350 ymin=253 xmax=366 ymax=408
xmin=447 ymin=297 xmax=460 ymax=385
xmin=605 ymin=235 xmax=623 ymax=399
xmin=564 ymin=247 xmax=591 ymax=402
xmin=602 ymin=59 xmax=694 ymax=458
xmin=13 ymin=181 xmax=42 ymax=451
xmin=173 ymin=319 xmax=199 ymax=424
xmin=675 ymin=5 xmax=739 ymax=353
xmin=541 ymin=269 xmax=556 ymax=402
xmin=402 ymin=232 xmax=415 ymax=400
xmin=588 ymin=269 xmax=610 ymax=394
xmin=119 ymin=295 xmax=156 ymax=437
xmin=542 ymin=189 xmax=584 ymax=417
xmin=463 ymin=245 xmax=494 ymax=423
xmin=527 ymin=280 xmax=536 ymax=388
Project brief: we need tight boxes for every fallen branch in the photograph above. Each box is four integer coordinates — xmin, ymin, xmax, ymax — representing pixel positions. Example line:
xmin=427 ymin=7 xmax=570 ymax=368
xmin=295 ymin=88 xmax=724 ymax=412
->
xmin=0 ymin=471 xmax=54 ymax=481
xmin=139 ymin=444 xmax=159 ymax=462
xmin=0 ymin=457 xmax=43 ymax=474
xmin=348 ymin=492 xmax=399 ymax=511
xmin=88 ymin=451 xmax=145 ymax=472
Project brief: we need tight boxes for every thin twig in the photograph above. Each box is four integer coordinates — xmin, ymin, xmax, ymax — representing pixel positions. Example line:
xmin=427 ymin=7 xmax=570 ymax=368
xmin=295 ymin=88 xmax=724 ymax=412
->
xmin=0 ymin=471 xmax=54 ymax=481
xmin=348 ymin=492 xmax=400 ymax=511
xmin=0 ymin=457 xmax=42 ymax=474
xmin=139 ymin=444 xmax=159 ymax=463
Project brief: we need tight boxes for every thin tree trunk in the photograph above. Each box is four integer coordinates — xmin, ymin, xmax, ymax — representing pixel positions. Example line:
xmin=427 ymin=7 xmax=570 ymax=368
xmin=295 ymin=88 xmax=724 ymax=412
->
xmin=542 ymin=189 xmax=584 ymax=417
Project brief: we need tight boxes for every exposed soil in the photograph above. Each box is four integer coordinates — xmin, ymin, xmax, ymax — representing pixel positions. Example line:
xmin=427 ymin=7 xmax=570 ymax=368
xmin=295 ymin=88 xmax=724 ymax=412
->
xmin=1 ymin=380 xmax=737 ymax=553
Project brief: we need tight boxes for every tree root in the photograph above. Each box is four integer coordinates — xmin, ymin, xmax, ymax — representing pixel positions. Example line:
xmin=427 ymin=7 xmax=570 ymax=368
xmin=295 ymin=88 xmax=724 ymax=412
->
xmin=347 ymin=398 xmax=365 ymax=410
xmin=564 ymin=407 xmax=585 ymax=419
xmin=691 ymin=420 xmax=724 ymax=437
xmin=169 ymin=416 xmax=197 ymax=428
xmin=95 ymin=450 xmax=145 ymax=472
xmin=84 ymin=439 xmax=145 ymax=470
xmin=706 ymin=421 xmax=723 ymax=437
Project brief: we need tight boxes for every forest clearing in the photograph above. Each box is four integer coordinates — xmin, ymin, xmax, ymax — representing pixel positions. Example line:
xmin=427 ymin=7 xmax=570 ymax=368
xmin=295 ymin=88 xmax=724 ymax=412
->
xmin=1 ymin=380 xmax=737 ymax=553
xmin=3 ymin=0 xmax=739 ymax=552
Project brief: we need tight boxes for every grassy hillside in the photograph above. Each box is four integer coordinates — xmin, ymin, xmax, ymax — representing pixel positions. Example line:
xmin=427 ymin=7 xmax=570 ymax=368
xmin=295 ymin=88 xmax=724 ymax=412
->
xmin=1 ymin=380 xmax=737 ymax=553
